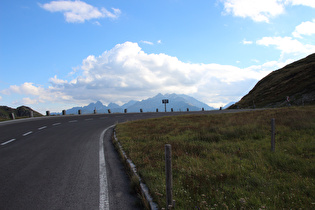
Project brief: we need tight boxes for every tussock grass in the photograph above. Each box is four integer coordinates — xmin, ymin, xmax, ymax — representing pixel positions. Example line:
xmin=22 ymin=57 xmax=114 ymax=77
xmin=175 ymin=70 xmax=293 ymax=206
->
xmin=116 ymin=106 xmax=315 ymax=209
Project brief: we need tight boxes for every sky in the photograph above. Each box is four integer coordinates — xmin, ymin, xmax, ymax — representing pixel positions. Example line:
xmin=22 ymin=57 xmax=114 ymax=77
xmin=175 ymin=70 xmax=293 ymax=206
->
xmin=1 ymin=0 xmax=315 ymax=113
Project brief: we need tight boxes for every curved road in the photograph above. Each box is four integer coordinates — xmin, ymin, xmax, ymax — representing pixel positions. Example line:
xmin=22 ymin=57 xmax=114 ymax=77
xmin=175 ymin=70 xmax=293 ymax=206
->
xmin=0 ymin=109 xmax=252 ymax=209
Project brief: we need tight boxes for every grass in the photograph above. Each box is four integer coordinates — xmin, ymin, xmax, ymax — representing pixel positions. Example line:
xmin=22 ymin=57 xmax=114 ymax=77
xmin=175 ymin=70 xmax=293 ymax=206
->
xmin=115 ymin=106 xmax=315 ymax=209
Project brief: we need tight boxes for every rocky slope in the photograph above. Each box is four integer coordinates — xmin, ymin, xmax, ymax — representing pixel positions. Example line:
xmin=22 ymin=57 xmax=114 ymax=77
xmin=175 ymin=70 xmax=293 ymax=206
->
xmin=0 ymin=106 xmax=43 ymax=120
xmin=230 ymin=53 xmax=315 ymax=109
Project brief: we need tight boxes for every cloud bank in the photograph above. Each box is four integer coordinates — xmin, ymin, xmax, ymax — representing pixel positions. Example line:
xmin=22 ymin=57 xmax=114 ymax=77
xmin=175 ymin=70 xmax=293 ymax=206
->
xmin=3 ymin=42 xmax=286 ymax=108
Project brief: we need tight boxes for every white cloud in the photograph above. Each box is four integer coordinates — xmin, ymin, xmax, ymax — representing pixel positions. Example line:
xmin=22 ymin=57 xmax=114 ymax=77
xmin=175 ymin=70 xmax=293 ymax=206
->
xmin=140 ymin=40 xmax=154 ymax=45
xmin=40 ymin=0 xmax=121 ymax=23
xmin=286 ymin=0 xmax=315 ymax=8
xmin=221 ymin=0 xmax=315 ymax=22
xmin=242 ymin=39 xmax=253 ymax=44
xmin=221 ymin=0 xmax=285 ymax=22
xmin=292 ymin=19 xmax=315 ymax=38
xmin=256 ymin=36 xmax=315 ymax=55
xmin=2 ymin=82 xmax=45 ymax=95
xmin=49 ymin=75 xmax=68 ymax=85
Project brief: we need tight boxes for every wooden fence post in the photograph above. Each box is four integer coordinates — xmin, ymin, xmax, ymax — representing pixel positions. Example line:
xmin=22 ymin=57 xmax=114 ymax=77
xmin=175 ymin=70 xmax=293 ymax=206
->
xmin=165 ymin=144 xmax=173 ymax=209
xmin=271 ymin=118 xmax=275 ymax=152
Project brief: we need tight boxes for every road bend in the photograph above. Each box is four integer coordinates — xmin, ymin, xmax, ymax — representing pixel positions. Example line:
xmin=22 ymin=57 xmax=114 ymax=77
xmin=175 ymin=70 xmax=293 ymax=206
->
xmin=0 ymin=109 xmax=254 ymax=209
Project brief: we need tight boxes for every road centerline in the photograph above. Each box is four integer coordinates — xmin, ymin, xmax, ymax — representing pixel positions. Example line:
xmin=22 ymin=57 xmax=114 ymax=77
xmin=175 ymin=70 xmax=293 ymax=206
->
xmin=1 ymin=139 xmax=16 ymax=146
xmin=23 ymin=131 xmax=33 ymax=136
xmin=38 ymin=126 xmax=47 ymax=130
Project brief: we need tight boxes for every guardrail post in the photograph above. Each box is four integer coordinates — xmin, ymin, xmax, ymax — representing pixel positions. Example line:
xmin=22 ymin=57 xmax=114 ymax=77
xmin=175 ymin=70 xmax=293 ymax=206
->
xmin=140 ymin=109 xmax=143 ymax=113
xmin=11 ymin=113 xmax=15 ymax=120
xmin=271 ymin=118 xmax=275 ymax=152
xmin=187 ymin=108 xmax=189 ymax=112
xmin=108 ymin=109 xmax=111 ymax=114
xmin=124 ymin=109 xmax=127 ymax=113
xmin=78 ymin=110 xmax=81 ymax=115
xmin=94 ymin=109 xmax=97 ymax=114
xmin=202 ymin=108 xmax=204 ymax=111
xmin=46 ymin=111 xmax=50 ymax=116
xmin=165 ymin=144 xmax=174 ymax=209
xmin=62 ymin=110 xmax=66 ymax=115
xmin=156 ymin=108 xmax=158 ymax=112
xmin=171 ymin=108 xmax=173 ymax=112
xmin=30 ymin=111 xmax=34 ymax=117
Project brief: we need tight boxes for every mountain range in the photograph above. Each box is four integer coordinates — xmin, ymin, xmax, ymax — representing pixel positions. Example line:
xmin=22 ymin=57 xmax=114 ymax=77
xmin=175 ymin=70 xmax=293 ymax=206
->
xmin=65 ymin=93 xmax=215 ymax=114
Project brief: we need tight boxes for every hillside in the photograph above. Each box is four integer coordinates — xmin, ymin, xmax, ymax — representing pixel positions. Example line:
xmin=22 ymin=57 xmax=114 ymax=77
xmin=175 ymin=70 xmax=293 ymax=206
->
xmin=0 ymin=106 xmax=43 ymax=120
xmin=116 ymin=106 xmax=315 ymax=209
xmin=230 ymin=53 xmax=315 ymax=108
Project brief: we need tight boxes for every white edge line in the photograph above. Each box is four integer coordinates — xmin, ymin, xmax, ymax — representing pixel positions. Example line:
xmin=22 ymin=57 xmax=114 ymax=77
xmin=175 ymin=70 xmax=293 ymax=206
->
xmin=99 ymin=125 xmax=115 ymax=210
xmin=23 ymin=131 xmax=33 ymax=136
xmin=69 ymin=120 xmax=78 ymax=123
xmin=1 ymin=139 xmax=16 ymax=146
xmin=53 ymin=123 xmax=61 ymax=126
xmin=38 ymin=126 xmax=47 ymax=130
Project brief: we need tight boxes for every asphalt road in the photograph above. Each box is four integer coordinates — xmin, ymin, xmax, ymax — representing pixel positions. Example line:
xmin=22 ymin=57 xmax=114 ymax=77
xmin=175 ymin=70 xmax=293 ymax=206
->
xmin=0 ymin=109 xmax=254 ymax=209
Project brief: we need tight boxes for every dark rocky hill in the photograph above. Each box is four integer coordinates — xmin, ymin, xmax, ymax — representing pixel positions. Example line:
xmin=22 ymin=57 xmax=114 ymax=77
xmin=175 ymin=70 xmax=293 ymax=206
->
xmin=0 ymin=106 xmax=43 ymax=120
xmin=229 ymin=53 xmax=315 ymax=109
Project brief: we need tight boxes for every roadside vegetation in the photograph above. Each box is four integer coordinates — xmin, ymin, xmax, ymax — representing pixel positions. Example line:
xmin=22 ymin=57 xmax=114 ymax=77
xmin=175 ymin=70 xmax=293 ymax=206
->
xmin=116 ymin=106 xmax=315 ymax=209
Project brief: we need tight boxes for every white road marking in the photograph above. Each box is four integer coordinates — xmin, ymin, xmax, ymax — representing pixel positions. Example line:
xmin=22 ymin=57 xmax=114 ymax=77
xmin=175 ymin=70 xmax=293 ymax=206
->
xmin=1 ymin=139 xmax=16 ymax=146
xmin=99 ymin=125 xmax=115 ymax=210
xmin=38 ymin=126 xmax=47 ymax=130
xmin=85 ymin=118 xmax=93 ymax=121
xmin=69 ymin=120 xmax=78 ymax=123
xmin=53 ymin=123 xmax=61 ymax=126
xmin=23 ymin=131 xmax=33 ymax=136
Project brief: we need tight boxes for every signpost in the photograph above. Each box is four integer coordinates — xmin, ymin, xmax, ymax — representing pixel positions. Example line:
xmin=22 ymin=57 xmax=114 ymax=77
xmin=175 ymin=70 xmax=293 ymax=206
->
xmin=162 ymin=99 xmax=169 ymax=112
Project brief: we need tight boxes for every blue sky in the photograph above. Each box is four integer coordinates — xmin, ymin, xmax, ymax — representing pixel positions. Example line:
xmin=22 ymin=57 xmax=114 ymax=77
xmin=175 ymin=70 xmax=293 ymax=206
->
xmin=1 ymin=0 xmax=315 ymax=113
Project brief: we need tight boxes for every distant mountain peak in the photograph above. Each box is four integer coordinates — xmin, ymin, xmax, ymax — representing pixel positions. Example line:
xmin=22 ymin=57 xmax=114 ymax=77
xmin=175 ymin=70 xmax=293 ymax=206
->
xmin=66 ymin=93 xmax=215 ymax=114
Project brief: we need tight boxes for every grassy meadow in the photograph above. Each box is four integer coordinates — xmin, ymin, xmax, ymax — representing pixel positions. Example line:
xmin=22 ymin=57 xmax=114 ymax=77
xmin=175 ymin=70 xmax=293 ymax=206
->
xmin=116 ymin=106 xmax=315 ymax=209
